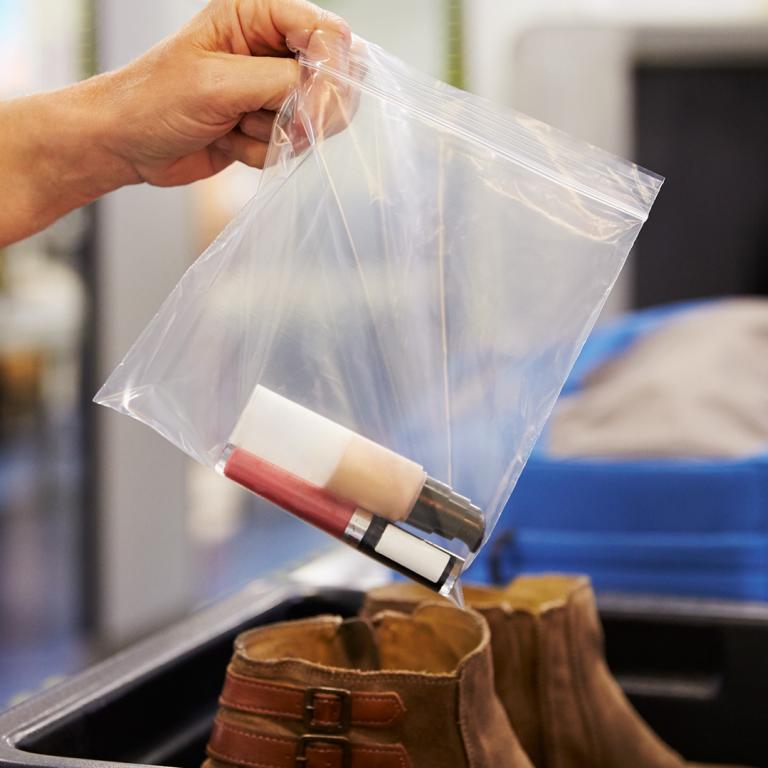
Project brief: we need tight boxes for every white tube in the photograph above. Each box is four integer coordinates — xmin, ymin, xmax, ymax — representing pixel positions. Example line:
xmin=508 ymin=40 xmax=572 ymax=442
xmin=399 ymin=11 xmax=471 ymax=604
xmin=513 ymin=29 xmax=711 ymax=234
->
xmin=229 ymin=385 xmax=352 ymax=486
xmin=229 ymin=386 xmax=427 ymax=521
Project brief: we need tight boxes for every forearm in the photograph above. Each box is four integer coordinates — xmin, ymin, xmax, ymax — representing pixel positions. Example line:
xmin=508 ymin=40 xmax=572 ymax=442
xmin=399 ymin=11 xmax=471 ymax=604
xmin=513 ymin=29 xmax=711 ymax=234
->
xmin=0 ymin=74 xmax=136 ymax=247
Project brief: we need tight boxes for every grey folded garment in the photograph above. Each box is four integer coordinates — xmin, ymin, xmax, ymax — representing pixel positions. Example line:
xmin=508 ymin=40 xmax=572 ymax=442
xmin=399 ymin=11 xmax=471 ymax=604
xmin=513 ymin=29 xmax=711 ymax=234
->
xmin=549 ymin=298 xmax=768 ymax=459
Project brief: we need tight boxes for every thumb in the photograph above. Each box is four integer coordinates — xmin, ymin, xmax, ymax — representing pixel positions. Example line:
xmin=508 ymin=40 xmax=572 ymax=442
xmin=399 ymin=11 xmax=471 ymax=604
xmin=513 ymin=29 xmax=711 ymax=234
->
xmin=207 ymin=53 xmax=299 ymax=117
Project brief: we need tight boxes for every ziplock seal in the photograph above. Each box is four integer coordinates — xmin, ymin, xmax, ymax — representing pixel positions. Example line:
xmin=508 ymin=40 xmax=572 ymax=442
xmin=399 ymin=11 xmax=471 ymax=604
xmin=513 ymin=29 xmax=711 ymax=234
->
xmin=300 ymin=50 xmax=661 ymax=222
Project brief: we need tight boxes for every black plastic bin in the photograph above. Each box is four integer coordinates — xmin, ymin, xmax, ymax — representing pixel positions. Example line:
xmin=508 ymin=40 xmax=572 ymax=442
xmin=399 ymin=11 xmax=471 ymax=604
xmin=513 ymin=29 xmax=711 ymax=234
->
xmin=0 ymin=581 xmax=363 ymax=768
xmin=0 ymin=580 xmax=765 ymax=767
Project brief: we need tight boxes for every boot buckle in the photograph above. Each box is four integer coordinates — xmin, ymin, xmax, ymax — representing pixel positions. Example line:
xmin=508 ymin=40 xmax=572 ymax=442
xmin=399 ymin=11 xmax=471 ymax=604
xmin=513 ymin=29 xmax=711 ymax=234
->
xmin=295 ymin=734 xmax=351 ymax=768
xmin=303 ymin=686 xmax=352 ymax=732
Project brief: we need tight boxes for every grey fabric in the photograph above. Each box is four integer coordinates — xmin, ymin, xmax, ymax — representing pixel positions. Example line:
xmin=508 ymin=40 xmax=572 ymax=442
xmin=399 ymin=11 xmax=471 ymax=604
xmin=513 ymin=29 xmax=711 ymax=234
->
xmin=549 ymin=298 xmax=768 ymax=459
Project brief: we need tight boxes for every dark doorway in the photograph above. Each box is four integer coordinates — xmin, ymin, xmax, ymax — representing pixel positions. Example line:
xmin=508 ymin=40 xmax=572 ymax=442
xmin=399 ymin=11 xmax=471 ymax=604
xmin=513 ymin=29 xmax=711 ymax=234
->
xmin=634 ymin=64 xmax=768 ymax=307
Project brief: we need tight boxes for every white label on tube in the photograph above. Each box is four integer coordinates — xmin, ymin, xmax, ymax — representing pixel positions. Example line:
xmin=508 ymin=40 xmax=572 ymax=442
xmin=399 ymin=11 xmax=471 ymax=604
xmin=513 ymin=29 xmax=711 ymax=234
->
xmin=230 ymin=386 xmax=351 ymax=486
xmin=374 ymin=526 xmax=451 ymax=584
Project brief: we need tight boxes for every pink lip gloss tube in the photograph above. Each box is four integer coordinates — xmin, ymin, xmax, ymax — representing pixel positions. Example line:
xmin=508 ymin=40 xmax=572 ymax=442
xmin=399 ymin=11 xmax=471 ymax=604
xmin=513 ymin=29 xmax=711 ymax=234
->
xmin=225 ymin=386 xmax=485 ymax=551
xmin=219 ymin=444 xmax=463 ymax=594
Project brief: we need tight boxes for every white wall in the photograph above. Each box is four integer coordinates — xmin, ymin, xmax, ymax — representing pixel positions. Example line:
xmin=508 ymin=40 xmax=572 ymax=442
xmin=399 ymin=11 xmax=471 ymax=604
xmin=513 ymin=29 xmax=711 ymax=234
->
xmin=323 ymin=0 xmax=446 ymax=77
xmin=464 ymin=0 xmax=768 ymax=318
xmin=465 ymin=0 xmax=768 ymax=104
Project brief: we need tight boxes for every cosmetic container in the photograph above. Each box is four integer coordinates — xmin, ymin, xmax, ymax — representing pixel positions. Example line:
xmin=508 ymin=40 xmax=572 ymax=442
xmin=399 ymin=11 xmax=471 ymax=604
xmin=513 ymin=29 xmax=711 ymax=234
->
xmin=226 ymin=386 xmax=485 ymax=551
xmin=220 ymin=443 xmax=463 ymax=593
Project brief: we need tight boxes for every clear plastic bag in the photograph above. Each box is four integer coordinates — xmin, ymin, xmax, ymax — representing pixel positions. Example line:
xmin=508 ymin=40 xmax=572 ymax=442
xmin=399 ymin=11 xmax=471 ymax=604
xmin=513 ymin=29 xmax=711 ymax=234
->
xmin=95 ymin=37 xmax=662 ymax=594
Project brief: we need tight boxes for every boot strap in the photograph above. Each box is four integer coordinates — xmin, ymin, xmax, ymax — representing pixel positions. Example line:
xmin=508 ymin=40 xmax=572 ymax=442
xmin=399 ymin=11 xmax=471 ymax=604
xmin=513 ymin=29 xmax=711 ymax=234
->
xmin=221 ymin=672 xmax=405 ymax=730
xmin=208 ymin=718 xmax=411 ymax=768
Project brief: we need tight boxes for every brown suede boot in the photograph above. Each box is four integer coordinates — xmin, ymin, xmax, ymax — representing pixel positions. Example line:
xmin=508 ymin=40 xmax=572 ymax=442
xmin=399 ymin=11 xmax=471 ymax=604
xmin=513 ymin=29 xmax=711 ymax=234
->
xmin=363 ymin=575 xmax=744 ymax=768
xmin=203 ymin=602 xmax=533 ymax=768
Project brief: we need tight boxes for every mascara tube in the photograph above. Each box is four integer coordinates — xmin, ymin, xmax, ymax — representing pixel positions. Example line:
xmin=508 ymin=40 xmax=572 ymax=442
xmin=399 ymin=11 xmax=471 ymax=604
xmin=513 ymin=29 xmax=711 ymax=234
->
xmin=220 ymin=444 xmax=463 ymax=594
xmin=227 ymin=386 xmax=485 ymax=551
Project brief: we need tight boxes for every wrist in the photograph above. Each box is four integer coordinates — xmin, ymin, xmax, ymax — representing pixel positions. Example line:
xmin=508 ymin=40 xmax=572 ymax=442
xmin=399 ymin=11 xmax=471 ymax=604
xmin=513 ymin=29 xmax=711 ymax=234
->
xmin=0 ymin=81 xmax=134 ymax=245
xmin=0 ymin=75 xmax=141 ymax=246
xmin=53 ymin=73 xmax=142 ymax=201
xmin=18 ymin=73 xmax=142 ymax=215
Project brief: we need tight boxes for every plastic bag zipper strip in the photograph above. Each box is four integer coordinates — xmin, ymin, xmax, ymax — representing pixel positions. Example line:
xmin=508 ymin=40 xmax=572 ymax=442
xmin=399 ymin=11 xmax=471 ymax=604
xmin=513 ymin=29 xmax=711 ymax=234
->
xmin=300 ymin=47 xmax=661 ymax=222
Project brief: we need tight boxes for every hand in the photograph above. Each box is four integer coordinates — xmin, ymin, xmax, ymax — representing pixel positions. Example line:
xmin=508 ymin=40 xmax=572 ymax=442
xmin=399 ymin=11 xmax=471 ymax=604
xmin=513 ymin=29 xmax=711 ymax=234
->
xmin=102 ymin=0 xmax=351 ymax=187
xmin=0 ymin=0 xmax=351 ymax=246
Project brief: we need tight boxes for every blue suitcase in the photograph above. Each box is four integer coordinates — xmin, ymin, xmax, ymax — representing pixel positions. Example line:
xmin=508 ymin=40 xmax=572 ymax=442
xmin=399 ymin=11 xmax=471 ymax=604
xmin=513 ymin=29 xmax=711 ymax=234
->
xmin=469 ymin=301 xmax=768 ymax=599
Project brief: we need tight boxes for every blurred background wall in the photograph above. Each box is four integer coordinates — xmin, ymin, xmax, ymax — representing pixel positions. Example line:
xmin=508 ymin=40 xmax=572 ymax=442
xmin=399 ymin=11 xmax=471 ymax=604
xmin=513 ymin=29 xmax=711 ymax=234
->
xmin=0 ymin=0 xmax=766 ymax=707
xmin=0 ymin=0 xmax=93 ymax=706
